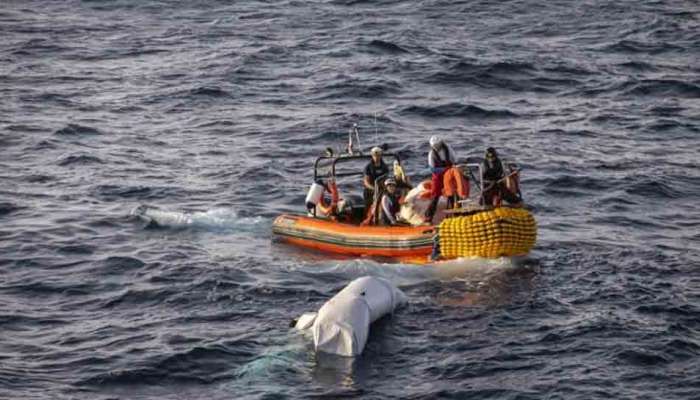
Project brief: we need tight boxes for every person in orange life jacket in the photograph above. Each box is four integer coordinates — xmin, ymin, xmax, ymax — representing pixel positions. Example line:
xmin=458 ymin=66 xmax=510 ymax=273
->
xmin=425 ymin=135 xmax=457 ymax=223
xmin=363 ymin=146 xmax=389 ymax=213
xmin=481 ymin=147 xmax=521 ymax=206
xmin=379 ymin=178 xmax=401 ymax=226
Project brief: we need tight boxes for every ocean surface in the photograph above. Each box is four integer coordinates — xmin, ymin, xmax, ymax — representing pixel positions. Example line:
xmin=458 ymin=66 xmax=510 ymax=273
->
xmin=1 ymin=0 xmax=699 ymax=399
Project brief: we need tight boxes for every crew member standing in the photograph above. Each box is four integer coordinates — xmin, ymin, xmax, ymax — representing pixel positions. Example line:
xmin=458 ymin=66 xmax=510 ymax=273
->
xmin=363 ymin=146 xmax=389 ymax=215
xmin=425 ymin=136 xmax=456 ymax=223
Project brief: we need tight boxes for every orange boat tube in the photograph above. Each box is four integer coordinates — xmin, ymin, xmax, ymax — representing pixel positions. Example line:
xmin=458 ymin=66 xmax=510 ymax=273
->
xmin=273 ymin=207 xmax=537 ymax=264
xmin=273 ymin=214 xmax=435 ymax=262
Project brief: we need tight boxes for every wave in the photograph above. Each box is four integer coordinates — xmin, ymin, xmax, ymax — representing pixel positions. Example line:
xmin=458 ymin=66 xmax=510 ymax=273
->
xmin=316 ymin=79 xmax=402 ymax=99
xmin=425 ymin=60 xmax=546 ymax=90
xmin=623 ymin=79 xmax=700 ymax=98
xmin=189 ymin=86 xmax=232 ymax=98
xmin=57 ymin=244 xmax=96 ymax=255
xmin=642 ymin=119 xmax=699 ymax=135
xmin=616 ymin=60 xmax=660 ymax=72
xmin=57 ymin=154 xmax=104 ymax=166
xmin=23 ymin=173 xmax=55 ymax=183
xmin=99 ymin=256 xmax=146 ymax=271
xmin=534 ymin=175 xmax=613 ymax=193
xmin=614 ymin=348 xmax=670 ymax=366
xmin=79 ymin=340 xmax=258 ymax=386
xmin=100 ymin=286 xmax=177 ymax=309
xmin=366 ymin=39 xmax=409 ymax=54
xmin=623 ymin=179 xmax=683 ymax=199
xmin=0 ymin=202 xmax=23 ymax=217
xmin=400 ymin=103 xmax=517 ymax=119
xmin=604 ymin=39 xmax=683 ymax=54
xmin=93 ymin=185 xmax=185 ymax=201
xmin=53 ymin=124 xmax=102 ymax=136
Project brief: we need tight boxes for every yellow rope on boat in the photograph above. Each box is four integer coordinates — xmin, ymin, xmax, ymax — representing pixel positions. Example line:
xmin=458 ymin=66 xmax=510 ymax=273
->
xmin=438 ymin=207 xmax=537 ymax=258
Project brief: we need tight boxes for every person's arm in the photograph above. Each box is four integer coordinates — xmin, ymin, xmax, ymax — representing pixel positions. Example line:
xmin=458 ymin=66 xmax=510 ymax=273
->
xmin=363 ymin=175 xmax=374 ymax=190
xmin=428 ymin=150 xmax=435 ymax=169
xmin=363 ymin=164 xmax=374 ymax=190
xmin=381 ymin=196 xmax=397 ymax=225
xmin=446 ymin=143 xmax=457 ymax=164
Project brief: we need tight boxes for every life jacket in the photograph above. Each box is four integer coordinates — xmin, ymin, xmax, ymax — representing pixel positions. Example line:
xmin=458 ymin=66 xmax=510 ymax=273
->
xmin=316 ymin=181 xmax=340 ymax=217
xmin=442 ymin=166 xmax=470 ymax=199
xmin=430 ymin=144 xmax=453 ymax=169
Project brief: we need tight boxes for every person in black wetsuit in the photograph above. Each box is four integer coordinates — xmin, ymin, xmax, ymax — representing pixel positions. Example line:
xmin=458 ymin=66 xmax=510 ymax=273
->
xmin=363 ymin=146 xmax=389 ymax=214
xmin=481 ymin=147 xmax=522 ymax=206
xmin=379 ymin=178 xmax=401 ymax=226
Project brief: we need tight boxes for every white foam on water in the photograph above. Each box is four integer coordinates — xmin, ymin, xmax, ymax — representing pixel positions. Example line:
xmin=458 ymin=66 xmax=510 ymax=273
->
xmin=286 ymin=256 xmax=520 ymax=288
xmin=131 ymin=205 xmax=265 ymax=233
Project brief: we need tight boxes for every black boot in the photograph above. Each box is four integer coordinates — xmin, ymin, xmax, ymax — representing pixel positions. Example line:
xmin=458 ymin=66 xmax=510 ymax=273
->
xmin=425 ymin=196 xmax=439 ymax=224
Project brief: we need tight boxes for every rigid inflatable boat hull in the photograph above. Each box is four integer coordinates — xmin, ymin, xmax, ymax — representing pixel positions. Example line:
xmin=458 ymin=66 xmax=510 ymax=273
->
xmin=273 ymin=214 xmax=435 ymax=262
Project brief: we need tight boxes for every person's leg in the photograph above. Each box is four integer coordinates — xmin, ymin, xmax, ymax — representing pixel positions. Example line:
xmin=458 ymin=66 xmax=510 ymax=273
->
xmin=498 ymin=182 xmax=521 ymax=205
xmin=482 ymin=186 xmax=496 ymax=206
xmin=363 ymin=188 xmax=373 ymax=216
xmin=426 ymin=172 xmax=444 ymax=222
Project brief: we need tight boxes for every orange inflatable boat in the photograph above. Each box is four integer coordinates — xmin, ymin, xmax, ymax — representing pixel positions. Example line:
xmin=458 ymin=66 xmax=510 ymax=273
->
xmin=273 ymin=213 xmax=436 ymax=263
xmin=273 ymin=148 xmax=537 ymax=264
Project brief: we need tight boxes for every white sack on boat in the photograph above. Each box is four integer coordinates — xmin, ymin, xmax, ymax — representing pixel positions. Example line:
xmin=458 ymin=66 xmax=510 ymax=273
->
xmin=294 ymin=276 xmax=407 ymax=357
xmin=399 ymin=181 xmax=447 ymax=226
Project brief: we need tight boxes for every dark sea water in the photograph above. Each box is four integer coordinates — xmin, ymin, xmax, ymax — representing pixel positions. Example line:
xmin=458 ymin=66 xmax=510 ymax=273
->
xmin=2 ymin=0 xmax=699 ymax=398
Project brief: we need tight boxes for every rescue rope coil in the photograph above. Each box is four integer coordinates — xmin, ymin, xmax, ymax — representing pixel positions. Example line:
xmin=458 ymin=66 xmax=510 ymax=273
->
xmin=437 ymin=207 xmax=536 ymax=258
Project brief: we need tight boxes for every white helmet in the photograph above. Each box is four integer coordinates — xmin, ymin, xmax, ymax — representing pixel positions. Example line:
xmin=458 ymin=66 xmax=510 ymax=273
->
xmin=429 ymin=135 xmax=442 ymax=148
xmin=370 ymin=146 xmax=383 ymax=156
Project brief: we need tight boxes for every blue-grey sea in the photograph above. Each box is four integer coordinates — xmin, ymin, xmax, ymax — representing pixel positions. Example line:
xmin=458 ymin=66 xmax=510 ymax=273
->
xmin=1 ymin=1 xmax=699 ymax=399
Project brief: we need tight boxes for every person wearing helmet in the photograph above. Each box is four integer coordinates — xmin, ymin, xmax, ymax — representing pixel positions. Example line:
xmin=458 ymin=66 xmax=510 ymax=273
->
xmin=379 ymin=178 xmax=401 ymax=225
xmin=425 ymin=135 xmax=457 ymax=223
xmin=481 ymin=147 xmax=522 ymax=206
xmin=363 ymin=146 xmax=389 ymax=215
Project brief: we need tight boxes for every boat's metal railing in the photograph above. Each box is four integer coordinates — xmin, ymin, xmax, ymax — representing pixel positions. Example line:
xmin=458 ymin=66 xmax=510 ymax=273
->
xmin=454 ymin=162 xmax=484 ymax=207
xmin=453 ymin=161 xmax=522 ymax=210
xmin=313 ymin=153 xmax=402 ymax=182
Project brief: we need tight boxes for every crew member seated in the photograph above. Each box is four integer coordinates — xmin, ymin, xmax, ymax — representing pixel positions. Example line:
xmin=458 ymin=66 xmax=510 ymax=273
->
xmin=363 ymin=146 xmax=389 ymax=214
xmin=379 ymin=178 xmax=402 ymax=226
xmin=481 ymin=147 xmax=522 ymax=207
xmin=315 ymin=179 xmax=340 ymax=219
